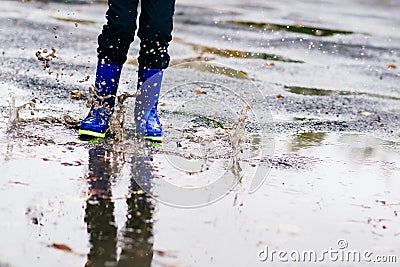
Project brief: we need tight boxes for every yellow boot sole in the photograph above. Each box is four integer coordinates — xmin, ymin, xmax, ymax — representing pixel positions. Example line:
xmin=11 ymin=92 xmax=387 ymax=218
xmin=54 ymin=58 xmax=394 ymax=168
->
xmin=78 ymin=129 xmax=106 ymax=138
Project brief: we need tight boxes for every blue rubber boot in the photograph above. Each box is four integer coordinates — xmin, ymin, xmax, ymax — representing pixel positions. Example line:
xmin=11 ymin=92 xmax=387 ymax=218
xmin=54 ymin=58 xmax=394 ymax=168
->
xmin=135 ymin=66 xmax=163 ymax=142
xmin=79 ymin=61 xmax=122 ymax=138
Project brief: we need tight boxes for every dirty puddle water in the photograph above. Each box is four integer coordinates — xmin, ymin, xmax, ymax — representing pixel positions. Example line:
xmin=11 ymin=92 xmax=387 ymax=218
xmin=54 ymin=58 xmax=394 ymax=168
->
xmin=1 ymin=0 xmax=400 ymax=266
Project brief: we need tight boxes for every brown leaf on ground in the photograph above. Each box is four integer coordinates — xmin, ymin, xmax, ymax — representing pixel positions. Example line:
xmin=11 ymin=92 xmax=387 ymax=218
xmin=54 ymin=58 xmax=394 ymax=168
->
xmin=195 ymin=89 xmax=207 ymax=95
xmin=61 ymin=160 xmax=83 ymax=166
xmin=50 ymin=243 xmax=73 ymax=253
xmin=70 ymin=91 xmax=84 ymax=100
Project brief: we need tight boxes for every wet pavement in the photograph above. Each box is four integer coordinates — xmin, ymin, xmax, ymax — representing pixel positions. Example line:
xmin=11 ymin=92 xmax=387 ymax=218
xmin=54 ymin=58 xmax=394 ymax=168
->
xmin=0 ymin=0 xmax=400 ymax=266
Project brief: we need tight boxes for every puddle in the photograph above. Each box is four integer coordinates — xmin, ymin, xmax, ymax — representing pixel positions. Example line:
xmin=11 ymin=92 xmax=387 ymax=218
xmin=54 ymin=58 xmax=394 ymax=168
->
xmin=2 ymin=104 xmax=400 ymax=267
xmin=289 ymin=132 xmax=327 ymax=152
xmin=128 ymin=58 xmax=249 ymax=79
xmin=128 ymin=55 xmax=214 ymax=67
xmin=0 ymin=93 xmax=268 ymax=264
xmin=285 ymin=85 xmax=400 ymax=101
xmin=51 ymin=16 xmax=96 ymax=25
xmin=226 ymin=20 xmax=354 ymax=37
xmin=199 ymin=46 xmax=303 ymax=63
xmin=175 ymin=38 xmax=303 ymax=63
xmin=173 ymin=61 xmax=249 ymax=79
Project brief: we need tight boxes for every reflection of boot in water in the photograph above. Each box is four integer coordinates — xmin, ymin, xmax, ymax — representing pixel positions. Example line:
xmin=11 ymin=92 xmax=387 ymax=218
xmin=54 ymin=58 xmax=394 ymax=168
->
xmin=118 ymin=156 xmax=154 ymax=266
xmin=85 ymin=199 xmax=118 ymax=267
xmin=84 ymin=148 xmax=155 ymax=266
xmin=84 ymin=147 xmax=117 ymax=267
xmin=87 ymin=148 xmax=114 ymax=203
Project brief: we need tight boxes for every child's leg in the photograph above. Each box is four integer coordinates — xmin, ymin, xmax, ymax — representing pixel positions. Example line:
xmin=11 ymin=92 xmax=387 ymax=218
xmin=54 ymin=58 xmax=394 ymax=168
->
xmin=137 ymin=0 xmax=176 ymax=69
xmin=79 ymin=0 xmax=140 ymax=137
xmin=97 ymin=0 xmax=140 ymax=65
xmin=134 ymin=0 xmax=175 ymax=140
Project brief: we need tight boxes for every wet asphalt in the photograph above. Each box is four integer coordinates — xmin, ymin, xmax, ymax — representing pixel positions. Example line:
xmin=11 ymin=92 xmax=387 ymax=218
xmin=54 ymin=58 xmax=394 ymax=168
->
xmin=0 ymin=0 xmax=400 ymax=266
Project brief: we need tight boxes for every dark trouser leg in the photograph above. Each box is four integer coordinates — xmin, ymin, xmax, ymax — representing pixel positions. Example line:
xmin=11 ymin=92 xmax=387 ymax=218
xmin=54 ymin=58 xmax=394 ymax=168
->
xmin=97 ymin=0 xmax=139 ymax=65
xmin=84 ymin=148 xmax=117 ymax=266
xmin=81 ymin=0 xmax=139 ymax=137
xmin=138 ymin=0 xmax=176 ymax=69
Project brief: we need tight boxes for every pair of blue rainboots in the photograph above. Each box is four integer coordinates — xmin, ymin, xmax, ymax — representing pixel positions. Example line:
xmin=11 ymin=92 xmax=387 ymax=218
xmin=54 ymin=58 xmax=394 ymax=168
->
xmin=79 ymin=62 xmax=163 ymax=141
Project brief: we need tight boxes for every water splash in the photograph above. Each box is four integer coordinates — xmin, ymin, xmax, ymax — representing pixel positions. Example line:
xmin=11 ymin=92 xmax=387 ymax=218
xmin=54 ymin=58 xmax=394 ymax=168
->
xmin=159 ymin=105 xmax=254 ymax=179
xmin=229 ymin=105 xmax=251 ymax=182
xmin=6 ymin=92 xmax=82 ymax=133
xmin=6 ymin=83 xmax=139 ymax=143
xmin=84 ymin=85 xmax=138 ymax=141
xmin=7 ymin=93 xmax=35 ymax=131
xmin=109 ymin=91 xmax=139 ymax=141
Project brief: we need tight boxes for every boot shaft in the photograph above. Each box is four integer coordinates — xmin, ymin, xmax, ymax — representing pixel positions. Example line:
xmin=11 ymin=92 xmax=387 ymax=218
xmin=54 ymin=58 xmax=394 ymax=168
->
xmin=135 ymin=66 xmax=163 ymax=137
xmin=94 ymin=61 xmax=123 ymax=112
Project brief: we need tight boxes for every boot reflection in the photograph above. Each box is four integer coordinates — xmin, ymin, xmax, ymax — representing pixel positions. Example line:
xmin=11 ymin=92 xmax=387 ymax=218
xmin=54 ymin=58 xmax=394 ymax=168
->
xmin=84 ymin=147 xmax=154 ymax=267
